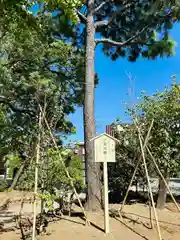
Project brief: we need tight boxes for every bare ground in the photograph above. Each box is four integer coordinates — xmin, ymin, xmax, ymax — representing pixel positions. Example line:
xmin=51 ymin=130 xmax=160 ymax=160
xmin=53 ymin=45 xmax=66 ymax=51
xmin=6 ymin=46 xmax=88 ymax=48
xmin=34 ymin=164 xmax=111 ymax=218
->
xmin=1 ymin=191 xmax=180 ymax=240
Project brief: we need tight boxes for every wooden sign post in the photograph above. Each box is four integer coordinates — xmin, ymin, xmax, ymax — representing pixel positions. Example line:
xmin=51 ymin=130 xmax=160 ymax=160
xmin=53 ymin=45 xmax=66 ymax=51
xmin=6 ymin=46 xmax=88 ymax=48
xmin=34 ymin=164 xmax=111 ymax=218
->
xmin=103 ymin=160 xmax=109 ymax=233
xmin=91 ymin=133 xmax=119 ymax=234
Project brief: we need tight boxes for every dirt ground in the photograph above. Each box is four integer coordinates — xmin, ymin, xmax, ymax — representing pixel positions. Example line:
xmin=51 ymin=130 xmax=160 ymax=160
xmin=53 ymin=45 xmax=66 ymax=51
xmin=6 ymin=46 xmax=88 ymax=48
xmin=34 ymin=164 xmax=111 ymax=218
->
xmin=0 ymin=190 xmax=35 ymax=204
xmin=1 ymin=191 xmax=180 ymax=240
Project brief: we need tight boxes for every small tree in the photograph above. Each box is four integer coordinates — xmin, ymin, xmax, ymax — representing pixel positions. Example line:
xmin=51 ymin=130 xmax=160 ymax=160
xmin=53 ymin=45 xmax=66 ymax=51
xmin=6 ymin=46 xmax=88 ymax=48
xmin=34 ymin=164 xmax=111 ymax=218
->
xmin=0 ymin=1 xmax=90 ymax=189
xmin=134 ymin=81 xmax=180 ymax=209
xmin=108 ymin=121 xmax=152 ymax=202
xmin=18 ymin=147 xmax=85 ymax=211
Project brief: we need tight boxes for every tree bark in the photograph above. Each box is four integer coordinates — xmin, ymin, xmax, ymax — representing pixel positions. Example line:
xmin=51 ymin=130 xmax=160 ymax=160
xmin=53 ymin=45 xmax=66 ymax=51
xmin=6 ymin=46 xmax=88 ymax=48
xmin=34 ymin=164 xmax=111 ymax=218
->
xmin=156 ymin=177 xmax=169 ymax=209
xmin=10 ymin=161 xmax=27 ymax=190
xmin=84 ymin=0 xmax=102 ymax=211
xmin=10 ymin=141 xmax=37 ymax=190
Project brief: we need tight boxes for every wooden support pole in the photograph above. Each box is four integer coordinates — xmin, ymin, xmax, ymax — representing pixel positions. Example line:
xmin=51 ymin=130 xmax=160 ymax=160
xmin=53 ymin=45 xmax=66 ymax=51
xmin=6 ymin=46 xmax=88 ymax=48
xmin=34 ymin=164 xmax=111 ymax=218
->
xmin=32 ymin=111 xmax=42 ymax=240
xmin=119 ymin=120 xmax=154 ymax=215
xmin=38 ymin=103 xmax=89 ymax=226
xmin=148 ymin=191 xmax=154 ymax=229
xmin=119 ymin=158 xmax=140 ymax=218
xmin=146 ymin=145 xmax=180 ymax=212
xmin=103 ymin=161 xmax=109 ymax=233
xmin=137 ymin=127 xmax=162 ymax=240
xmin=137 ymin=131 xmax=180 ymax=213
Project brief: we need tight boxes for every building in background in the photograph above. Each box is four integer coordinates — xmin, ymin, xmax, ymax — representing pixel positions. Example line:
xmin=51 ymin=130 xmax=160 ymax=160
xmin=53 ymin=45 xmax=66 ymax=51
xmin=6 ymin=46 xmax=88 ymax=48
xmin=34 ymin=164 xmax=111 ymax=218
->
xmin=106 ymin=124 xmax=125 ymax=136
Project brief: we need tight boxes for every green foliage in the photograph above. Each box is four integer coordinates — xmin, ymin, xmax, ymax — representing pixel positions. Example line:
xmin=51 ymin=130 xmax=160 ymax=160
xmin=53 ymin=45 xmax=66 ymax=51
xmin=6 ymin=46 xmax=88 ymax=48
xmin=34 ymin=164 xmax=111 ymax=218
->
xmin=37 ymin=1 xmax=180 ymax=64
xmin=108 ymin=123 xmax=149 ymax=201
xmin=0 ymin=2 xmax=90 ymax=204
xmin=97 ymin=0 xmax=179 ymax=61
xmin=142 ymin=39 xmax=176 ymax=59
xmin=17 ymin=147 xmax=85 ymax=212
xmin=0 ymin=106 xmax=9 ymax=155
xmin=29 ymin=0 xmax=180 ymax=72
xmin=20 ymin=147 xmax=83 ymax=188
xmin=45 ymin=0 xmax=83 ymax=23
xmin=0 ymin=179 xmax=8 ymax=192
xmin=6 ymin=154 xmax=21 ymax=178
xmin=45 ymin=148 xmax=85 ymax=192
xmin=134 ymin=81 xmax=180 ymax=177
xmin=0 ymin=2 xmax=88 ymax=157
xmin=39 ymin=192 xmax=57 ymax=212
xmin=35 ymin=148 xmax=85 ymax=212
xmin=109 ymin=81 xmax=180 ymax=201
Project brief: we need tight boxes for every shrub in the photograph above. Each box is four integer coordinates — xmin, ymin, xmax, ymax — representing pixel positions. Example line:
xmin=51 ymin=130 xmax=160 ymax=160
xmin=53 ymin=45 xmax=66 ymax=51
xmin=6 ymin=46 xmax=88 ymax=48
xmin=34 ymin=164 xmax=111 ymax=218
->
xmin=0 ymin=179 xmax=8 ymax=192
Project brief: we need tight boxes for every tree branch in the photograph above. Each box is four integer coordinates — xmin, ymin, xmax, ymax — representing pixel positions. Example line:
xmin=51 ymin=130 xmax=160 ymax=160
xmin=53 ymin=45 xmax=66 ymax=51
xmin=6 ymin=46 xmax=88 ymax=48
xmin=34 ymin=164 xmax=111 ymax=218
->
xmin=94 ymin=0 xmax=109 ymax=13
xmin=95 ymin=20 xmax=109 ymax=28
xmin=95 ymin=3 xmax=173 ymax=29
xmin=76 ymin=10 xmax=87 ymax=23
xmin=95 ymin=25 xmax=149 ymax=47
xmin=95 ymin=2 xmax=134 ymax=28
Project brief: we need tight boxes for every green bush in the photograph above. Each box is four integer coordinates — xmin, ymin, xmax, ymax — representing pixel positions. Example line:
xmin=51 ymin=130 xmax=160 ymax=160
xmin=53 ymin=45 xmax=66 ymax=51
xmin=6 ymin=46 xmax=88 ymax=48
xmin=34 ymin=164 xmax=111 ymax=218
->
xmin=0 ymin=179 xmax=8 ymax=192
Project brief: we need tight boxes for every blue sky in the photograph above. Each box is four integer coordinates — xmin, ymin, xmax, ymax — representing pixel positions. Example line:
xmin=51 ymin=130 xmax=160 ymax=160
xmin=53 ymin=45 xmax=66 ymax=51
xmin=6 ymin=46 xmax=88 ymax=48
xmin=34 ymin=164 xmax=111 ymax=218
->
xmin=68 ymin=23 xmax=180 ymax=142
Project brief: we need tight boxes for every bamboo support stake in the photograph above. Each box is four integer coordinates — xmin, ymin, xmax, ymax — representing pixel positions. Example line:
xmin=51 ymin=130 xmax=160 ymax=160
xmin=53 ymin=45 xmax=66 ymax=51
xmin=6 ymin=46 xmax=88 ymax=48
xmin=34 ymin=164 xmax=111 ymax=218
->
xmin=19 ymin=194 xmax=26 ymax=240
xmin=32 ymin=111 xmax=42 ymax=240
xmin=38 ymin=104 xmax=90 ymax=226
xmin=146 ymin=145 xmax=180 ymax=212
xmin=148 ymin=191 xmax=154 ymax=229
xmin=118 ymin=158 xmax=140 ymax=219
xmin=137 ymin=127 xmax=162 ymax=240
xmin=119 ymin=120 xmax=154 ymax=216
xmin=137 ymin=130 xmax=180 ymax=213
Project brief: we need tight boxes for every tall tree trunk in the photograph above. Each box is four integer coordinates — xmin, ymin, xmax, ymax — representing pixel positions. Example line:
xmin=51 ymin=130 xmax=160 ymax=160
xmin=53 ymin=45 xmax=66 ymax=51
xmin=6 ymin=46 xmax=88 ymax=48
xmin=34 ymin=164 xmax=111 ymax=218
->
xmin=156 ymin=177 xmax=169 ymax=209
xmin=84 ymin=0 xmax=101 ymax=211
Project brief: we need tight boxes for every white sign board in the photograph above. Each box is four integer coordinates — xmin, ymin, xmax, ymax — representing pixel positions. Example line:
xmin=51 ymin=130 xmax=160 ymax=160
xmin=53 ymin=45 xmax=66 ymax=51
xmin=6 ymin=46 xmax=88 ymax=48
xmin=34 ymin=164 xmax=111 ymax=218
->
xmin=92 ymin=133 xmax=117 ymax=163
xmin=90 ymin=133 xmax=119 ymax=234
